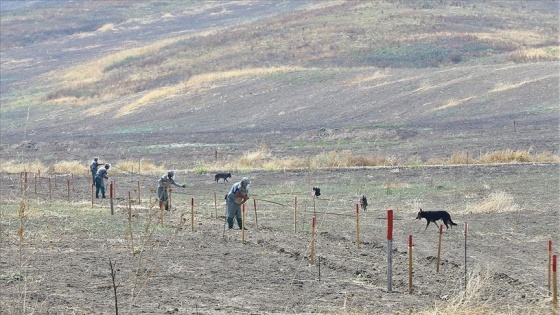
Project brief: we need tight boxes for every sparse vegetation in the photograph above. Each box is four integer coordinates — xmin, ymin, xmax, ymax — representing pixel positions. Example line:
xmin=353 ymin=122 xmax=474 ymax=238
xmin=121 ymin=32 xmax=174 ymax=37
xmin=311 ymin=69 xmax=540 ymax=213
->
xmin=0 ymin=148 xmax=557 ymax=174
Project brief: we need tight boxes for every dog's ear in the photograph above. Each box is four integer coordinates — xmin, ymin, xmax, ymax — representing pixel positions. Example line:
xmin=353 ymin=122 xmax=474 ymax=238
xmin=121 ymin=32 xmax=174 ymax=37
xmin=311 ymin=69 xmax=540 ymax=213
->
xmin=419 ymin=208 xmax=423 ymax=212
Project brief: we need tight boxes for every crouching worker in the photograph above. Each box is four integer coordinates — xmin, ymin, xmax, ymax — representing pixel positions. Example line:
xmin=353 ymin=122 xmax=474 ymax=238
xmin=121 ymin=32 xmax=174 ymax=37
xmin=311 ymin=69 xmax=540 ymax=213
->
xmin=226 ymin=177 xmax=251 ymax=230
xmin=95 ymin=163 xmax=110 ymax=198
xmin=157 ymin=170 xmax=186 ymax=210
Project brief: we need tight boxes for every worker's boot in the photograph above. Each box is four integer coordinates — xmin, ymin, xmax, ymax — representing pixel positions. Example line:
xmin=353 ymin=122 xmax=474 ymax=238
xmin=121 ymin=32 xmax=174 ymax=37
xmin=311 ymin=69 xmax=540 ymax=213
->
xmin=227 ymin=217 xmax=234 ymax=229
xmin=237 ymin=218 xmax=246 ymax=230
xmin=165 ymin=202 xmax=169 ymax=211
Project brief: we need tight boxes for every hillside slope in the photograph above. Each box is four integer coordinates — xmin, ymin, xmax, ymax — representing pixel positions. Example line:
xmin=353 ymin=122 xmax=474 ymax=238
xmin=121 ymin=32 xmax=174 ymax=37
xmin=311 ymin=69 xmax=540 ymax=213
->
xmin=0 ymin=0 xmax=558 ymax=165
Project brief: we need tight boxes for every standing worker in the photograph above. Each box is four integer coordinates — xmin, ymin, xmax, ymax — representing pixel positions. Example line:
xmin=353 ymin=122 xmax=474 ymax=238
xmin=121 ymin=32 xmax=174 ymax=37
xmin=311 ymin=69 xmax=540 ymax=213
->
xmin=95 ymin=163 xmax=110 ymax=198
xmin=226 ymin=177 xmax=251 ymax=230
xmin=90 ymin=157 xmax=102 ymax=184
xmin=157 ymin=170 xmax=186 ymax=210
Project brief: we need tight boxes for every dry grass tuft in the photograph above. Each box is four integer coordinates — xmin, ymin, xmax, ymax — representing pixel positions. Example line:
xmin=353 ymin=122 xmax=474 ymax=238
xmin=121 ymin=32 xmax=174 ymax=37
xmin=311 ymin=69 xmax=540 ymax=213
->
xmin=51 ymin=160 xmax=87 ymax=174
xmin=416 ymin=266 xmax=552 ymax=315
xmin=237 ymin=146 xmax=273 ymax=169
xmin=185 ymin=66 xmax=309 ymax=87
xmin=0 ymin=160 xmax=48 ymax=173
xmin=465 ymin=191 xmax=519 ymax=214
xmin=479 ymin=149 xmax=533 ymax=163
xmin=507 ymin=46 xmax=560 ymax=63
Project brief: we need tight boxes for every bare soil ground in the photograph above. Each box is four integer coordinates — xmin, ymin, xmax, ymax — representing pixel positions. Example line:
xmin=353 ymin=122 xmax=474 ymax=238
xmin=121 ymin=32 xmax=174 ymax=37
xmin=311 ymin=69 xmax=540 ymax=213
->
xmin=1 ymin=163 xmax=558 ymax=314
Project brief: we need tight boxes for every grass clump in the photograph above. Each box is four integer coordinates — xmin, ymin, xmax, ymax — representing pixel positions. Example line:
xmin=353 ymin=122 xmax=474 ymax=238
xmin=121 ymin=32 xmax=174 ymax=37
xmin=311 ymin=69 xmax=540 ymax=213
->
xmin=417 ymin=267 xmax=550 ymax=315
xmin=0 ymin=160 xmax=48 ymax=173
xmin=465 ymin=191 xmax=519 ymax=214
xmin=478 ymin=149 xmax=558 ymax=164
xmin=51 ymin=160 xmax=87 ymax=174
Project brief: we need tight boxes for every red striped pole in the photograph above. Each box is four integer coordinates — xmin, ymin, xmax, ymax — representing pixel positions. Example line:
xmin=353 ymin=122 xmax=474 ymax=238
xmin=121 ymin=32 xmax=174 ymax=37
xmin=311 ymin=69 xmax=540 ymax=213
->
xmin=549 ymin=240 xmax=553 ymax=295
xmin=387 ymin=209 xmax=393 ymax=292
xmin=553 ymin=255 xmax=558 ymax=314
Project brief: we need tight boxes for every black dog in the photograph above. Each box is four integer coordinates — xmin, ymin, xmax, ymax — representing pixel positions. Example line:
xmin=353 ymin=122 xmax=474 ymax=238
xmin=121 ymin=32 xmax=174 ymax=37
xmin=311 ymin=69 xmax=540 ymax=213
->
xmin=360 ymin=195 xmax=368 ymax=211
xmin=214 ymin=172 xmax=231 ymax=183
xmin=416 ymin=208 xmax=457 ymax=230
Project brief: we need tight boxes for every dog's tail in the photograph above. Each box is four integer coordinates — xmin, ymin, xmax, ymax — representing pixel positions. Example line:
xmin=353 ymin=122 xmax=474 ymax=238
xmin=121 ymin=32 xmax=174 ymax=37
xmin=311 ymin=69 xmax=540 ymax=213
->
xmin=450 ymin=219 xmax=458 ymax=226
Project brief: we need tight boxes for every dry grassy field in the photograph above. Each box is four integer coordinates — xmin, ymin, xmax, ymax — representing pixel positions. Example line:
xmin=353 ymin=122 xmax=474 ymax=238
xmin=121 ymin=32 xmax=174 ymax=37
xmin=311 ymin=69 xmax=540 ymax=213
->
xmin=1 ymin=162 xmax=559 ymax=314
xmin=0 ymin=1 xmax=559 ymax=314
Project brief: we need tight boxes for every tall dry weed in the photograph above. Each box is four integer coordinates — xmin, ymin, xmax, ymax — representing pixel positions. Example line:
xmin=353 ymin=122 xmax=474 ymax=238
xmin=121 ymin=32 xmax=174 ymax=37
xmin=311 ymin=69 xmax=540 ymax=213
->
xmin=237 ymin=147 xmax=272 ymax=168
xmin=51 ymin=160 xmax=87 ymax=174
xmin=478 ymin=149 xmax=532 ymax=163
xmin=418 ymin=266 xmax=550 ymax=314
xmin=0 ymin=160 xmax=48 ymax=173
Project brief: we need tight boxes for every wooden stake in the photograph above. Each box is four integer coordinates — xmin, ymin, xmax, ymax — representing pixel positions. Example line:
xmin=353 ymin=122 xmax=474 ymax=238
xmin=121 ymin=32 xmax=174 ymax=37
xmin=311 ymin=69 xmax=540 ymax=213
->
xmin=465 ymin=222 xmax=468 ymax=289
xmin=437 ymin=224 xmax=443 ymax=273
xmin=191 ymin=198 xmax=195 ymax=232
xmin=24 ymin=172 xmax=28 ymax=199
xmin=355 ymin=204 xmax=360 ymax=249
xmin=48 ymin=177 xmax=52 ymax=200
xmin=253 ymin=199 xmax=258 ymax=230
xmin=242 ymin=204 xmax=246 ymax=244
xmin=409 ymin=234 xmax=413 ymax=294
xmin=110 ymin=182 xmax=114 ymax=216
xmin=310 ymin=216 xmax=316 ymax=265
xmin=67 ymin=178 xmax=71 ymax=202
xmin=137 ymin=180 xmax=141 ymax=204
xmin=128 ymin=191 xmax=132 ymax=213
xmin=159 ymin=199 xmax=164 ymax=226
xmin=168 ymin=185 xmax=172 ymax=210
xmin=294 ymin=196 xmax=298 ymax=234
xmin=214 ymin=192 xmax=217 ymax=219
xmin=91 ymin=184 xmax=94 ymax=208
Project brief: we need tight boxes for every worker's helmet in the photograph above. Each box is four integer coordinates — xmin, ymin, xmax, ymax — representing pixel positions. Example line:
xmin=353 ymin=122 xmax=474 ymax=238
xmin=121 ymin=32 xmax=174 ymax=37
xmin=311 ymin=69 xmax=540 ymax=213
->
xmin=168 ymin=170 xmax=175 ymax=178
xmin=105 ymin=163 xmax=110 ymax=169
xmin=93 ymin=157 xmax=98 ymax=161
xmin=242 ymin=177 xmax=251 ymax=184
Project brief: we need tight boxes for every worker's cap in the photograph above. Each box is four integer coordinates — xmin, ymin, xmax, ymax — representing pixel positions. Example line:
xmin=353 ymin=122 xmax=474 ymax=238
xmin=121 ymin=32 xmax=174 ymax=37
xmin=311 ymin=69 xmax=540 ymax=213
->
xmin=93 ymin=157 xmax=99 ymax=161
xmin=167 ymin=170 xmax=175 ymax=177
xmin=241 ymin=177 xmax=251 ymax=184
xmin=105 ymin=163 xmax=111 ymax=169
